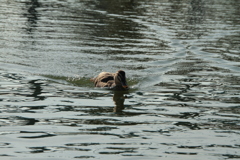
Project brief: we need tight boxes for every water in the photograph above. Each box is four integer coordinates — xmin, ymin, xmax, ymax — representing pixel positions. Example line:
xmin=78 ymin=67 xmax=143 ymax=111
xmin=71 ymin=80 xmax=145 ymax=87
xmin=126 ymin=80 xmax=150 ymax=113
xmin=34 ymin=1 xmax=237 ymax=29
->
xmin=0 ymin=0 xmax=240 ymax=159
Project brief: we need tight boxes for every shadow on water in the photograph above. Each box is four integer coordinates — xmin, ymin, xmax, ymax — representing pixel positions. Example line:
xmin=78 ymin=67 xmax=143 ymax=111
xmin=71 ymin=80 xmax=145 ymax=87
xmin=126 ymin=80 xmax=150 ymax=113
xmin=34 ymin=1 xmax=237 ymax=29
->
xmin=94 ymin=0 xmax=136 ymax=14
xmin=72 ymin=0 xmax=147 ymax=56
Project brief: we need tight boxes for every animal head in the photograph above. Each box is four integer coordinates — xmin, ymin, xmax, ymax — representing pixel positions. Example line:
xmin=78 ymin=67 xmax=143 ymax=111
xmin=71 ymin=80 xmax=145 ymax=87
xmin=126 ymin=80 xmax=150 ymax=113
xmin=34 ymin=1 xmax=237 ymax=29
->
xmin=114 ymin=70 xmax=128 ymax=89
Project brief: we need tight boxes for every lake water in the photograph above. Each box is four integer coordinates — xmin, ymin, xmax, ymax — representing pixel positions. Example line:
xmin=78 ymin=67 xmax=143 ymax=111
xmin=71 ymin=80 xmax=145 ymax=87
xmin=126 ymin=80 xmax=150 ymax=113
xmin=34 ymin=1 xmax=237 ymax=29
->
xmin=0 ymin=0 xmax=240 ymax=159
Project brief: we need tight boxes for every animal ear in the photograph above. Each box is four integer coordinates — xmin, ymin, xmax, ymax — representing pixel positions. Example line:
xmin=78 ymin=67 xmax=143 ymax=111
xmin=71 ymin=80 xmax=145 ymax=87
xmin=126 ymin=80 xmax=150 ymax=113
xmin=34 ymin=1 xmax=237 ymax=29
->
xmin=90 ymin=78 xmax=95 ymax=82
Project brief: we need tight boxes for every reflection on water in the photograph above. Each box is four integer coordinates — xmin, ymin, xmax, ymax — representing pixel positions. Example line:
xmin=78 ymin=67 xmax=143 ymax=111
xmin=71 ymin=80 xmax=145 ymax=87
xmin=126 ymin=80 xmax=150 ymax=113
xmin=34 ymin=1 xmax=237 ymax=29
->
xmin=113 ymin=91 xmax=128 ymax=113
xmin=0 ymin=0 xmax=240 ymax=159
xmin=24 ymin=0 xmax=40 ymax=33
xmin=27 ymin=79 xmax=45 ymax=100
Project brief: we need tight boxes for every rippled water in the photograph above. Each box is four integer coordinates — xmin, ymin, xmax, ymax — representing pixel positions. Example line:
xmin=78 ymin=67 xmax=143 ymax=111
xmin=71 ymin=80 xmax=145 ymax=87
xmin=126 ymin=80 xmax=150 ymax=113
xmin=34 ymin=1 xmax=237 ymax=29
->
xmin=0 ymin=0 xmax=240 ymax=159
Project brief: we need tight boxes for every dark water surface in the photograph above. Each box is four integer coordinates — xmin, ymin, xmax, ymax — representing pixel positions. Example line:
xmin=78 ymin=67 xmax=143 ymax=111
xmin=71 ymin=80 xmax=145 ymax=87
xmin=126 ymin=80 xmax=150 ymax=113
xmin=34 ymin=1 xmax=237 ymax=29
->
xmin=0 ymin=0 xmax=240 ymax=159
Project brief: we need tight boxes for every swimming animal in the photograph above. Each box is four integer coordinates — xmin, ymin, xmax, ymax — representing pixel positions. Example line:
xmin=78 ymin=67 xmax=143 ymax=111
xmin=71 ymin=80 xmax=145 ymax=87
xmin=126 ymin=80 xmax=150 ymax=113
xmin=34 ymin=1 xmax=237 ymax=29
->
xmin=91 ymin=70 xmax=128 ymax=90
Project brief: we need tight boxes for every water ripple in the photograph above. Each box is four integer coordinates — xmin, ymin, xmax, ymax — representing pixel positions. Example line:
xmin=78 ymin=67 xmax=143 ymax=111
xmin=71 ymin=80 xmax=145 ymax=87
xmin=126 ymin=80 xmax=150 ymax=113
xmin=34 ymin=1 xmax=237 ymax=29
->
xmin=0 ymin=0 xmax=240 ymax=159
